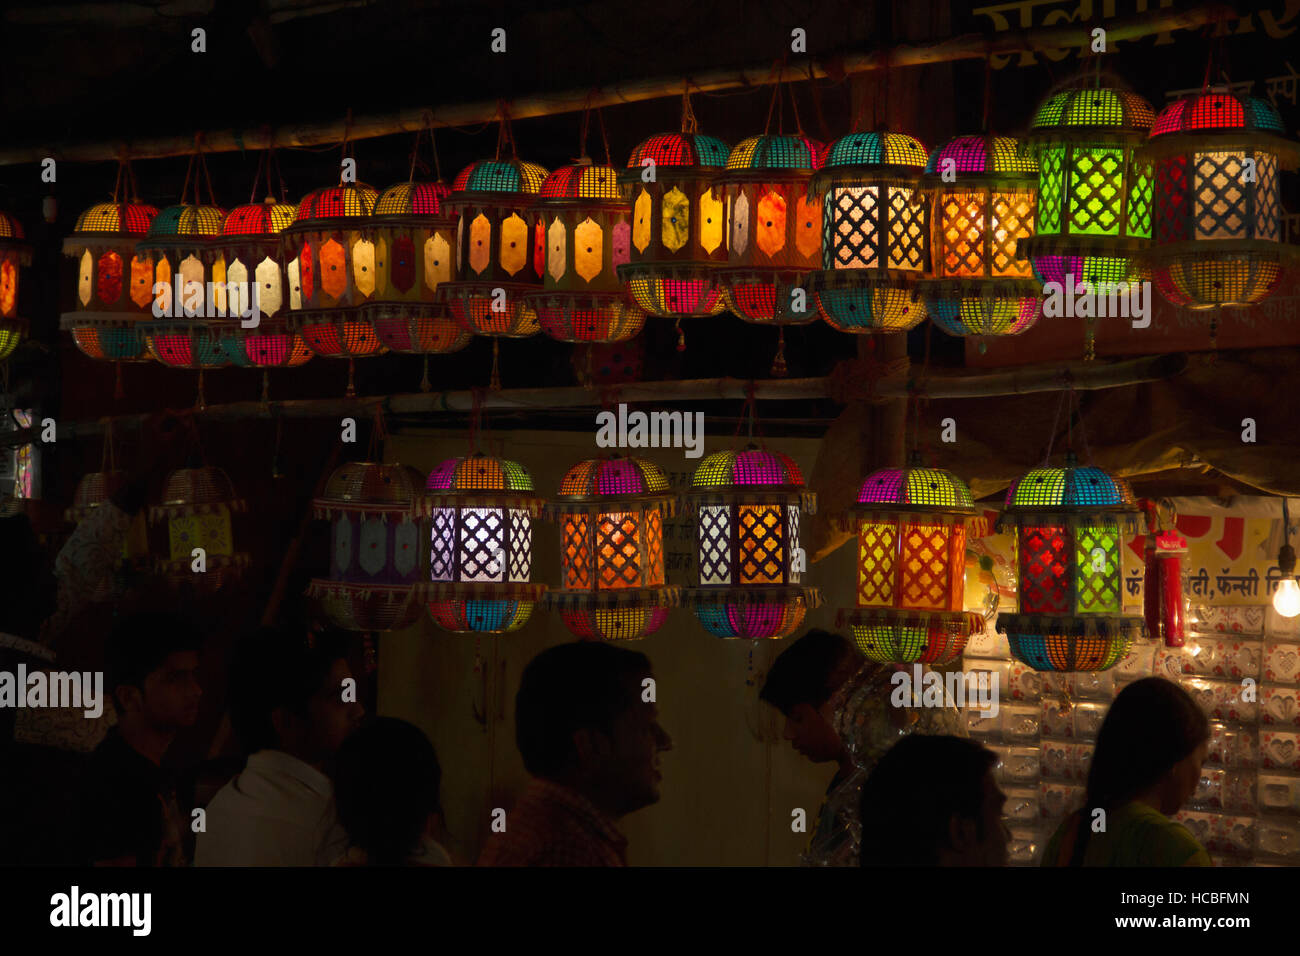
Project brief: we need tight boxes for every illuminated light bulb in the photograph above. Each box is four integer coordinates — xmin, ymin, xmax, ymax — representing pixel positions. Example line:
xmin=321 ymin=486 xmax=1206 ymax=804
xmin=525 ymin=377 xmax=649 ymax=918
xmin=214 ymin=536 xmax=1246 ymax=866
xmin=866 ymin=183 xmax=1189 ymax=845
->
xmin=1275 ymin=577 xmax=1300 ymax=619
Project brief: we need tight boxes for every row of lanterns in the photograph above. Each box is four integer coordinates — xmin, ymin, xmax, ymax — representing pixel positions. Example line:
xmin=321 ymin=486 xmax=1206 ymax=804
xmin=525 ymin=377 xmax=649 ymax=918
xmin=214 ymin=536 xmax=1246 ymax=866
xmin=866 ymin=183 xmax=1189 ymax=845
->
xmin=35 ymin=74 xmax=1295 ymax=378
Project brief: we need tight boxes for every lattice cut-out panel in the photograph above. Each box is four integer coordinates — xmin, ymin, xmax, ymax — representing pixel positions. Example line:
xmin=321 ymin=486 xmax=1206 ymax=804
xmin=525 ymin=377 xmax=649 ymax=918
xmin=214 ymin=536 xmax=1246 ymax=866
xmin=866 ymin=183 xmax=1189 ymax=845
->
xmin=886 ymin=187 xmax=926 ymax=271
xmin=1038 ymin=147 xmax=1064 ymax=235
xmin=1127 ymin=160 xmax=1154 ymax=239
xmin=429 ymin=507 xmax=456 ymax=581
xmin=1194 ymin=151 xmax=1248 ymax=240
xmin=698 ymin=504 xmax=732 ymax=585
xmin=936 ymin=191 xmax=985 ymax=277
xmin=990 ymin=190 xmax=1035 ymax=277
xmin=597 ymin=510 xmax=643 ymax=589
xmin=644 ymin=507 xmax=665 ymax=587
xmin=857 ymin=520 xmax=897 ymax=607
xmin=828 ymin=186 xmax=880 ymax=269
xmin=1254 ymin=152 xmax=1280 ymax=241
xmin=738 ymin=504 xmax=784 ymax=585
xmin=459 ymin=506 xmax=506 ymax=582
xmin=1067 ymin=147 xmax=1123 ymax=236
xmin=1075 ymin=525 xmax=1120 ymax=614
xmin=898 ymin=521 xmax=955 ymax=611
xmin=509 ymin=509 xmax=532 ymax=582
xmin=788 ymin=507 xmax=802 ymax=583
xmin=563 ymin=514 xmax=591 ymax=589
xmin=1019 ymin=525 xmax=1073 ymax=615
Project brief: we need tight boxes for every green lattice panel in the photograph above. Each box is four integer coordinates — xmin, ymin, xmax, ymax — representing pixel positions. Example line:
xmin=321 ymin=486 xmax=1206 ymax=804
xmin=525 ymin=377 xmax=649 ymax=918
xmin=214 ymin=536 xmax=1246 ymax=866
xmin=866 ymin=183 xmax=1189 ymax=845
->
xmin=1038 ymin=147 xmax=1064 ymax=235
xmin=1068 ymin=147 xmax=1123 ymax=236
xmin=857 ymin=521 xmax=896 ymax=607
xmin=1074 ymin=525 xmax=1120 ymax=613
xmin=1126 ymin=159 xmax=1153 ymax=239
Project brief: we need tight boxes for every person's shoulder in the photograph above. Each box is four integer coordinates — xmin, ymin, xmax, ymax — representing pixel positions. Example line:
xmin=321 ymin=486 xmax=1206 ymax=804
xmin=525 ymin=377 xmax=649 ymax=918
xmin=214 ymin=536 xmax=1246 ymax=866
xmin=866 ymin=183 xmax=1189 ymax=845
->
xmin=1127 ymin=805 xmax=1209 ymax=866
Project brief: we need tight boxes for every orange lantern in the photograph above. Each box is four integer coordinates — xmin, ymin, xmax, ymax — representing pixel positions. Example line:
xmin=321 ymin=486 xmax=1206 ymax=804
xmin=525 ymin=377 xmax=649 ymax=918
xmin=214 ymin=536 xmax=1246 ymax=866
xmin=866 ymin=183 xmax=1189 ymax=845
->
xmin=544 ymin=456 xmax=680 ymax=641
xmin=0 ymin=211 xmax=31 ymax=360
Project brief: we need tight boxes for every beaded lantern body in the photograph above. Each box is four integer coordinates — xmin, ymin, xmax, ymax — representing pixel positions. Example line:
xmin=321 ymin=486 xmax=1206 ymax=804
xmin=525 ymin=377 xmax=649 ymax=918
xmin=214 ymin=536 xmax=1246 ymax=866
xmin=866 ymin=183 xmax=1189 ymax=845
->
xmin=617 ymin=133 xmax=731 ymax=318
xmin=425 ymin=453 xmax=546 ymax=633
xmin=998 ymin=460 xmax=1144 ymax=671
xmin=807 ymin=132 xmax=931 ymax=334
xmin=148 ymin=467 xmax=249 ymax=595
xmin=60 ymin=202 xmax=159 ymax=362
xmin=366 ymin=181 xmax=471 ymax=355
xmin=1144 ymin=90 xmax=1298 ymax=310
xmin=0 ymin=211 xmax=29 ymax=358
xmin=520 ymin=163 xmax=645 ymax=343
xmin=66 ymin=470 xmax=130 ymax=602
xmin=437 ymin=159 xmax=550 ymax=339
xmin=544 ymin=456 xmax=680 ymax=641
xmin=1020 ymin=82 xmax=1157 ymax=348
xmin=715 ymin=134 xmax=827 ymax=326
xmin=307 ymin=462 xmax=428 ymax=631
xmin=920 ymin=136 xmax=1041 ymax=341
xmin=282 ymin=183 xmax=387 ymax=360
xmin=682 ymin=447 xmax=821 ymax=639
xmin=136 ymin=203 xmax=247 ymax=369
xmin=213 ymin=199 xmax=312 ymax=369
xmin=837 ymin=465 xmax=983 ymax=665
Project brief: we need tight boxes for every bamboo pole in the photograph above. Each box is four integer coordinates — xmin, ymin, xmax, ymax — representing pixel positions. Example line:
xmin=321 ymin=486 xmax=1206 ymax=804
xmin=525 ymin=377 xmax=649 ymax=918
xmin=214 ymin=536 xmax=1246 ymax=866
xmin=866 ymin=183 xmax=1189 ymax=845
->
xmin=0 ymin=353 xmax=1188 ymax=446
xmin=0 ymin=5 xmax=1231 ymax=165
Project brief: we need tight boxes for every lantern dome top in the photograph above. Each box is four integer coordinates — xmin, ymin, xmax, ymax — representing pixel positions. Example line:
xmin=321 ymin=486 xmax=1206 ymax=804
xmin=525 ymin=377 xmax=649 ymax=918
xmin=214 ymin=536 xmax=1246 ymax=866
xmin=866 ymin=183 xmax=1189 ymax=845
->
xmin=316 ymin=461 xmax=426 ymax=511
xmin=72 ymin=202 xmax=158 ymax=236
xmin=924 ymin=135 xmax=1038 ymax=178
xmin=691 ymin=448 xmax=804 ymax=488
xmin=426 ymin=453 xmax=535 ymax=493
xmin=451 ymin=159 xmax=549 ymax=195
xmin=222 ymin=199 xmax=298 ymax=236
xmin=373 ymin=180 xmax=453 ymax=217
xmin=825 ymin=131 xmax=929 ymax=170
xmin=154 ymin=467 xmax=246 ymax=515
xmin=725 ymin=134 xmax=828 ymax=171
xmin=1005 ymin=463 xmax=1137 ymax=510
xmin=854 ymin=465 xmax=976 ymax=514
xmin=145 ymin=204 xmax=225 ymax=239
xmin=1031 ymin=86 xmax=1155 ymax=133
xmin=539 ymin=163 xmax=622 ymax=200
xmin=66 ymin=470 xmax=126 ymax=522
xmin=1150 ymin=90 xmax=1285 ymax=137
xmin=292 ymin=183 xmax=378 ymax=223
xmin=558 ymin=456 xmax=670 ymax=499
xmin=626 ymin=132 xmax=730 ymax=170
xmin=0 ymin=210 xmax=24 ymax=240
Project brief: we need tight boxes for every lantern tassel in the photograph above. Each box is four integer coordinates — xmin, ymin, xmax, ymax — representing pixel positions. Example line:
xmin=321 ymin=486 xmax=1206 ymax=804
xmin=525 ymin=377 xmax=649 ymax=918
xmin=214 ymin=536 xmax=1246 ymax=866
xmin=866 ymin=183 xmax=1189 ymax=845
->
xmin=114 ymin=362 xmax=124 ymax=401
xmin=346 ymin=358 xmax=357 ymax=398
xmin=490 ymin=338 xmax=502 ymax=391
xmin=420 ymin=354 xmax=431 ymax=393
xmin=196 ymin=369 xmax=206 ymax=411
xmin=675 ymin=318 xmax=686 ymax=353
xmin=771 ymin=327 xmax=788 ymax=378
xmin=261 ymin=369 xmax=270 ymax=404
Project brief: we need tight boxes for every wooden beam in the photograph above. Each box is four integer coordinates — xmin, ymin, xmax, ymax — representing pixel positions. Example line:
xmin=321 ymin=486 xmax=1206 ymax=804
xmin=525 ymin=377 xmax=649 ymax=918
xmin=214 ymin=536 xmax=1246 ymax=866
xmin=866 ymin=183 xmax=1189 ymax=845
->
xmin=0 ymin=353 xmax=1188 ymax=446
xmin=0 ymin=5 xmax=1232 ymax=165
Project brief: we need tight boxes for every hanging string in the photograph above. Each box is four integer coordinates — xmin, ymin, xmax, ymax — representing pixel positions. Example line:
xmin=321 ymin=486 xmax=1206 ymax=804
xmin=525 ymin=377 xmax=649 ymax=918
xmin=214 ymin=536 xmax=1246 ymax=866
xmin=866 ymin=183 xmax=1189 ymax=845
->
xmin=982 ymin=49 xmax=994 ymax=134
xmin=191 ymin=133 xmax=218 ymax=207
xmin=806 ymin=60 xmax=831 ymax=142
xmin=420 ymin=354 xmax=431 ymax=393
xmin=340 ymin=109 xmax=355 ymax=174
xmin=409 ymin=111 xmax=443 ymax=183
xmin=1042 ymin=378 xmax=1070 ymax=465
xmin=762 ymin=59 xmax=785 ymax=135
xmin=468 ymin=387 xmax=485 ymax=454
xmin=100 ymin=418 xmax=115 ymax=474
xmin=495 ymin=102 xmax=518 ymax=161
xmin=681 ymin=85 xmax=699 ymax=134
xmin=1073 ymin=384 xmax=1095 ymax=465
xmin=367 ymin=401 xmax=389 ymax=462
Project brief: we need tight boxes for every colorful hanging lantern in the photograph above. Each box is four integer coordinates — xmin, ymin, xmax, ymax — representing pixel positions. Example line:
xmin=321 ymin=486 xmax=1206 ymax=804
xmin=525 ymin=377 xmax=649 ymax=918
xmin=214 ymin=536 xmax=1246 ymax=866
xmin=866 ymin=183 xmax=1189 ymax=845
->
xmin=714 ymin=134 xmax=827 ymax=374
xmin=307 ymin=462 xmax=428 ymax=632
xmin=366 ymin=180 xmax=471 ymax=355
xmin=0 ymin=211 xmax=31 ymax=360
xmin=617 ymin=131 xmax=731 ymax=321
xmin=1141 ymin=499 xmax=1187 ymax=648
xmin=681 ymin=446 xmax=821 ymax=639
xmin=148 ymin=467 xmax=249 ymax=594
xmin=919 ymin=135 xmax=1041 ymax=342
xmin=282 ymin=182 xmax=387 ymax=365
xmin=544 ymin=456 xmax=680 ymax=641
xmin=144 ymin=321 xmax=251 ymax=370
xmin=997 ymin=456 xmax=1144 ymax=672
xmin=520 ymin=162 xmax=645 ymax=344
xmin=437 ymin=158 xmax=549 ymax=337
xmin=807 ymin=131 xmax=931 ymax=335
xmin=836 ymin=462 xmax=983 ymax=665
xmin=60 ymin=201 xmax=159 ymax=363
xmin=65 ymin=470 xmax=129 ymax=602
xmin=1020 ymin=80 xmax=1156 ymax=357
xmin=1144 ymin=88 xmax=1299 ymax=314
xmin=424 ymin=453 xmax=546 ymax=633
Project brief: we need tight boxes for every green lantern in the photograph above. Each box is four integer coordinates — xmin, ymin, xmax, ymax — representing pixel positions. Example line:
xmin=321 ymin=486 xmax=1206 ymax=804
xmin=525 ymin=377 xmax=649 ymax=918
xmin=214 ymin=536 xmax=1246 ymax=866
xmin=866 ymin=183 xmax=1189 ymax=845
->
xmin=1019 ymin=78 xmax=1156 ymax=358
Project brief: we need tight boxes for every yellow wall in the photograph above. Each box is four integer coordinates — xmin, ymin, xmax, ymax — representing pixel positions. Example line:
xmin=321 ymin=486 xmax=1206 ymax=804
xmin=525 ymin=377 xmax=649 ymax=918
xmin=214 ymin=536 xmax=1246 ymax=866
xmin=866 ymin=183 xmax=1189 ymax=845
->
xmin=380 ymin=428 xmax=857 ymax=865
